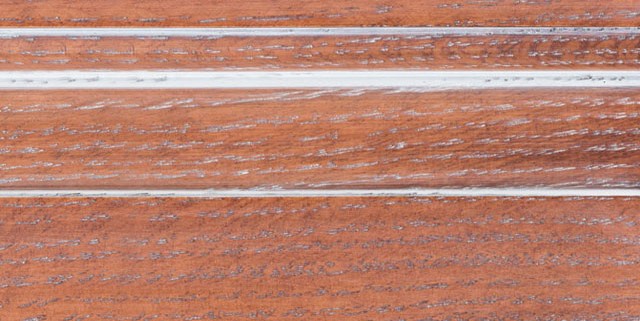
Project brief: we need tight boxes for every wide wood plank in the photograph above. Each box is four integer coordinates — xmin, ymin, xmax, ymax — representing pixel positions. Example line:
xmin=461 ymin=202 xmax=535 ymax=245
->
xmin=0 ymin=0 xmax=639 ymax=27
xmin=0 ymin=196 xmax=639 ymax=320
xmin=1 ymin=88 xmax=639 ymax=189
xmin=1 ymin=32 xmax=639 ymax=70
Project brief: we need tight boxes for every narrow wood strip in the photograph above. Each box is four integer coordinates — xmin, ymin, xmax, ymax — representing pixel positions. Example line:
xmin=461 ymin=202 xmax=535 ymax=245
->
xmin=0 ymin=0 xmax=638 ymax=27
xmin=1 ymin=88 xmax=639 ymax=189
xmin=2 ymin=27 xmax=638 ymax=37
xmin=1 ymin=32 xmax=639 ymax=70
xmin=0 ymin=196 xmax=639 ymax=320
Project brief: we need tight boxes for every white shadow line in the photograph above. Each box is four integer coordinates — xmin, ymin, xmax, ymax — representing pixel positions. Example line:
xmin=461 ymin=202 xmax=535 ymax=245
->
xmin=0 ymin=189 xmax=639 ymax=198
xmin=0 ymin=27 xmax=639 ymax=37
xmin=0 ymin=71 xmax=639 ymax=89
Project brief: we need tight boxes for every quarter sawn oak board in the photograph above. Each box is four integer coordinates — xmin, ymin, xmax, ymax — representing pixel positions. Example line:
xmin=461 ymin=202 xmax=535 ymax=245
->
xmin=1 ymin=88 xmax=639 ymax=189
xmin=1 ymin=196 xmax=639 ymax=320
xmin=1 ymin=32 xmax=638 ymax=70
xmin=0 ymin=0 xmax=639 ymax=27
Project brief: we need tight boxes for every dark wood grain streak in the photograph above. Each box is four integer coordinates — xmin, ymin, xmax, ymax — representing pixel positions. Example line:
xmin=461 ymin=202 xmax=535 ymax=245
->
xmin=1 ymin=33 xmax=639 ymax=70
xmin=0 ymin=0 xmax=639 ymax=27
xmin=0 ymin=196 xmax=639 ymax=320
xmin=1 ymin=88 xmax=639 ymax=189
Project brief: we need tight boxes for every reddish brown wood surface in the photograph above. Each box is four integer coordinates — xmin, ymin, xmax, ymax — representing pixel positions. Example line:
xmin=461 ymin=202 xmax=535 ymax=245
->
xmin=1 ymin=33 xmax=639 ymax=70
xmin=1 ymin=196 xmax=639 ymax=320
xmin=0 ymin=0 xmax=639 ymax=27
xmin=1 ymin=88 xmax=639 ymax=189
xmin=1 ymin=1 xmax=639 ymax=320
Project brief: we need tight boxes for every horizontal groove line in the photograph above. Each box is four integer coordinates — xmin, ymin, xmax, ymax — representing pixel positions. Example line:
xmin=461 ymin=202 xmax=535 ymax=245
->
xmin=0 ymin=189 xmax=639 ymax=198
xmin=0 ymin=71 xmax=639 ymax=89
xmin=0 ymin=27 xmax=638 ymax=37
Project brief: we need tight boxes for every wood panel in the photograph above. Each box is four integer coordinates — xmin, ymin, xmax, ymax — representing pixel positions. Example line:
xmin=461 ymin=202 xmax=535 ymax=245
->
xmin=1 ymin=0 xmax=639 ymax=27
xmin=0 ymin=196 xmax=639 ymax=320
xmin=1 ymin=88 xmax=639 ymax=189
xmin=1 ymin=0 xmax=639 ymax=320
xmin=1 ymin=32 xmax=639 ymax=70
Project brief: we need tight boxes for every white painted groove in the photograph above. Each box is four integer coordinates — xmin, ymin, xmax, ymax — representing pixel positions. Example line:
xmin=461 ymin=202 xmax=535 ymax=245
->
xmin=0 ymin=71 xmax=639 ymax=89
xmin=0 ymin=27 xmax=638 ymax=38
xmin=0 ymin=189 xmax=639 ymax=198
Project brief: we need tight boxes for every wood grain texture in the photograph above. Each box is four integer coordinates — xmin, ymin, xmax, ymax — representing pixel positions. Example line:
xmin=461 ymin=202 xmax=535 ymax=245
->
xmin=1 ymin=88 xmax=639 ymax=189
xmin=1 ymin=0 xmax=639 ymax=27
xmin=0 ymin=196 xmax=639 ymax=320
xmin=1 ymin=33 xmax=639 ymax=70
